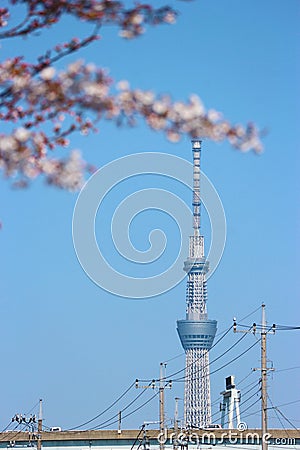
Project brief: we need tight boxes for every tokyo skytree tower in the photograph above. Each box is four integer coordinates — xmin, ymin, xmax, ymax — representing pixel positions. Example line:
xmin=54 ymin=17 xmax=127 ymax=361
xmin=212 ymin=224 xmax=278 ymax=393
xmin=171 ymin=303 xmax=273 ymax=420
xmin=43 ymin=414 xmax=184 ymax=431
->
xmin=177 ymin=139 xmax=217 ymax=429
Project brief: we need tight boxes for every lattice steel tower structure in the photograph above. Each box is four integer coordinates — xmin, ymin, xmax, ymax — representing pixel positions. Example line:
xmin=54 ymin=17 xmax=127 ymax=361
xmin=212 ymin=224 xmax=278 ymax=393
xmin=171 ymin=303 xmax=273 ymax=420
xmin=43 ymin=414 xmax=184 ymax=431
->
xmin=177 ymin=139 xmax=217 ymax=429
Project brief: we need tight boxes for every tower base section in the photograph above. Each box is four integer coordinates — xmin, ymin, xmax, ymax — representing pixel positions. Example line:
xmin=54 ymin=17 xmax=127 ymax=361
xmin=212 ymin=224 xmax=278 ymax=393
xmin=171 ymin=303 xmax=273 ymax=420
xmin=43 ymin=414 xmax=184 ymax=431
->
xmin=184 ymin=348 xmax=212 ymax=429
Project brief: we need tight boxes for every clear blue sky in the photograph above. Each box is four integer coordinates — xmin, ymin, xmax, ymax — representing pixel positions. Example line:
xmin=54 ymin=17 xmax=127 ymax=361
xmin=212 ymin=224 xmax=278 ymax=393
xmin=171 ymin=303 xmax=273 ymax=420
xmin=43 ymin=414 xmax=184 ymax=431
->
xmin=1 ymin=0 xmax=299 ymax=431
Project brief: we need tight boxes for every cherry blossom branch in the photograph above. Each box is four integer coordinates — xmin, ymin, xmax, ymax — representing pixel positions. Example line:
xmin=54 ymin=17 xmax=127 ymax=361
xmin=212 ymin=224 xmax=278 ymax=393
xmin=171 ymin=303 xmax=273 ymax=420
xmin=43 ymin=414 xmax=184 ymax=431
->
xmin=0 ymin=2 xmax=263 ymax=191
xmin=0 ymin=8 xmax=32 ymax=39
xmin=0 ymin=61 xmax=263 ymax=190
xmin=1 ymin=1 xmax=177 ymax=39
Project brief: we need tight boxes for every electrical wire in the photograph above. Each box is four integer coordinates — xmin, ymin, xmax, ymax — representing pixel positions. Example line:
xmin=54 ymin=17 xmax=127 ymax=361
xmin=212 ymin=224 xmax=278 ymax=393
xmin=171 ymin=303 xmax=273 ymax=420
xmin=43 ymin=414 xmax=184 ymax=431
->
xmin=95 ymin=388 xmax=160 ymax=430
xmin=238 ymin=305 xmax=262 ymax=323
xmin=272 ymin=406 xmax=299 ymax=431
xmin=241 ymin=381 xmax=261 ymax=400
xmin=210 ymin=377 xmax=259 ymax=417
xmin=236 ymin=323 xmax=300 ymax=331
xmin=272 ymin=400 xmax=300 ymax=408
xmin=0 ymin=422 xmax=30 ymax=443
xmin=237 ymin=396 xmax=261 ymax=420
xmin=68 ymin=380 xmax=136 ymax=430
xmin=174 ymin=323 xmax=267 ymax=384
xmin=210 ymin=305 xmax=262 ymax=339
xmin=210 ymin=379 xmax=259 ymax=418
xmin=268 ymin=395 xmax=299 ymax=450
xmin=183 ymin=346 xmax=260 ymax=423
xmin=274 ymin=324 xmax=300 ymax=330
xmin=235 ymin=370 xmax=256 ymax=387
xmin=113 ymin=389 xmax=159 ymax=426
xmin=180 ymin=324 xmax=271 ymax=385
xmin=217 ymin=387 xmax=261 ymax=427
xmin=163 ymin=352 xmax=185 ymax=364
xmin=0 ymin=422 xmax=20 ymax=441
xmin=130 ymin=425 xmax=145 ymax=450
xmin=269 ymin=398 xmax=289 ymax=430
xmin=139 ymin=307 xmax=264 ymax=386
xmin=275 ymin=366 xmax=300 ymax=373
xmin=172 ymin=325 xmax=239 ymax=382
xmin=174 ymin=335 xmax=260 ymax=382
xmin=138 ymin=325 xmax=234 ymax=384
xmin=0 ymin=399 xmax=41 ymax=440
xmin=147 ymin=307 xmax=262 ymax=381
xmin=222 ymin=393 xmax=261 ymax=428
xmin=26 ymin=400 xmax=40 ymax=415
xmin=85 ymin=381 xmax=154 ymax=430
xmin=1 ymin=422 xmax=13 ymax=433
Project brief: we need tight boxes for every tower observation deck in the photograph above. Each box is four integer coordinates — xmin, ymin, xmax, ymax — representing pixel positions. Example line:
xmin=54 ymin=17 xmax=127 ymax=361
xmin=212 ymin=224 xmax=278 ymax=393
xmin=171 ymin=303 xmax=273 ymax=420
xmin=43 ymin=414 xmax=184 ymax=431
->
xmin=177 ymin=139 xmax=217 ymax=429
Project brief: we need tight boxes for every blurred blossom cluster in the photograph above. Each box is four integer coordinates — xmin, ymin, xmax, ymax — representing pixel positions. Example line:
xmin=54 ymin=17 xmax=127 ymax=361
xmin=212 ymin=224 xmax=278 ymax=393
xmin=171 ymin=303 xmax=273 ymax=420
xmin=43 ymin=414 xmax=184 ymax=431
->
xmin=0 ymin=1 xmax=263 ymax=190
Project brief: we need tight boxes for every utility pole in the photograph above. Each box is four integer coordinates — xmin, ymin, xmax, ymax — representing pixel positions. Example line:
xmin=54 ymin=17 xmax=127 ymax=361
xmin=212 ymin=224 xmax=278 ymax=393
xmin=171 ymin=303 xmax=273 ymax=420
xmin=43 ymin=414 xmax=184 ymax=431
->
xmin=118 ymin=411 xmax=122 ymax=434
xmin=233 ymin=304 xmax=275 ymax=450
xmin=159 ymin=363 xmax=165 ymax=440
xmin=255 ymin=304 xmax=275 ymax=450
xmin=261 ymin=305 xmax=268 ymax=450
xmin=37 ymin=399 xmax=43 ymax=450
xmin=136 ymin=363 xmax=172 ymax=450
xmin=173 ymin=398 xmax=180 ymax=450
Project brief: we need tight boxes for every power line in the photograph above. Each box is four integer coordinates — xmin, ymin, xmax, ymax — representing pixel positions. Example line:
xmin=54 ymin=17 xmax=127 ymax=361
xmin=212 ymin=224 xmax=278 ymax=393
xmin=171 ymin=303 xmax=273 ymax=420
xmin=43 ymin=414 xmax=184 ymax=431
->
xmin=152 ymin=307 xmax=262 ymax=381
xmin=268 ymin=395 xmax=299 ymax=450
xmin=220 ymin=393 xmax=261 ymax=429
xmin=138 ymin=308 xmax=264 ymax=390
xmin=236 ymin=323 xmax=300 ymax=331
xmin=87 ymin=388 xmax=147 ymax=430
xmin=273 ymin=407 xmax=299 ymax=431
xmin=110 ymin=389 xmax=159 ymax=427
xmin=211 ymin=377 xmax=258 ymax=410
xmin=95 ymin=389 xmax=160 ymax=430
xmin=241 ymin=381 xmax=261 ymax=400
xmin=0 ymin=399 xmax=41 ymax=439
xmin=212 ymin=306 xmax=261 ymax=339
xmin=274 ymin=324 xmax=300 ymax=330
xmin=272 ymin=400 xmax=300 ymax=408
xmin=1 ymin=422 xmax=13 ymax=433
xmin=138 ymin=325 xmax=234 ymax=384
xmin=238 ymin=397 xmax=262 ymax=420
xmin=174 ymin=335 xmax=260 ymax=382
xmin=207 ymin=370 xmax=258 ymax=415
xmin=0 ymin=422 xmax=30 ymax=442
xmin=223 ymin=392 xmax=261 ymax=428
xmin=238 ymin=305 xmax=262 ymax=322
xmin=220 ymin=385 xmax=261 ymax=428
xmin=275 ymin=366 xmax=300 ymax=373
xmin=235 ymin=370 xmax=256 ymax=387
xmin=171 ymin=328 xmax=249 ymax=382
xmin=86 ymin=381 xmax=154 ymax=430
xmin=0 ymin=422 xmax=20 ymax=441
xmin=175 ymin=325 xmax=235 ymax=378
xmin=163 ymin=352 xmax=184 ymax=364
xmin=211 ymin=383 xmax=260 ymax=424
xmin=130 ymin=425 xmax=146 ymax=450
xmin=68 ymin=380 xmax=136 ymax=430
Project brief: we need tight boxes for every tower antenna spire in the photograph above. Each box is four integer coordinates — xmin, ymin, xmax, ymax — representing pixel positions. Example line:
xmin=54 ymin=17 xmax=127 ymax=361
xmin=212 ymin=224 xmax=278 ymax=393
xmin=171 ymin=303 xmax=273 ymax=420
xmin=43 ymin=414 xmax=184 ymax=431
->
xmin=191 ymin=139 xmax=201 ymax=236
